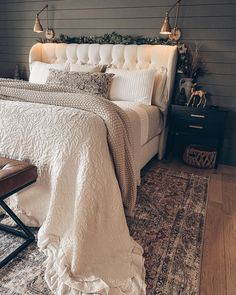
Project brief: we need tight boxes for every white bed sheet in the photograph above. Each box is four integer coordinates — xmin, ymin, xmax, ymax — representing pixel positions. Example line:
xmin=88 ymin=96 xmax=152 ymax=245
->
xmin=112 ymin=101 xmax=163 ymax=146
xmin=112 ymin=101 xmax=163 ymax=183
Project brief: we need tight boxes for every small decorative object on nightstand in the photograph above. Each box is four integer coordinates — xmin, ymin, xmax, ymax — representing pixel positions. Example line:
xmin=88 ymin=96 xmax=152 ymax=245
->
xmin=14 ymin=64 xmax=20 ymax=80
xmin=166 ymin=104 xmax=227 ymax=168
xmin=176 ymin=88 xmax=187 ymax=105
xmin=187 ymin=83 xmax=207 ymax=108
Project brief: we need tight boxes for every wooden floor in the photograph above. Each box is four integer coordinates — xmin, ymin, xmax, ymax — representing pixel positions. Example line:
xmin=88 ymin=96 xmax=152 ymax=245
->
xmin=153 ymin=158 xmax=236 ymax=295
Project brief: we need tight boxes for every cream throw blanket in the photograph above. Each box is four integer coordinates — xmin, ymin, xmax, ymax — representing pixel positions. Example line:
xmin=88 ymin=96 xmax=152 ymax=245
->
xmin=0 ymin=80 xmax=146 ymax=294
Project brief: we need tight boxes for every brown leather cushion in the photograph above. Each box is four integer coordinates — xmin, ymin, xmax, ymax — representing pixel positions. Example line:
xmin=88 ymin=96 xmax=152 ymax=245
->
xmin=0 ymin=157 xmax=37 ymax=199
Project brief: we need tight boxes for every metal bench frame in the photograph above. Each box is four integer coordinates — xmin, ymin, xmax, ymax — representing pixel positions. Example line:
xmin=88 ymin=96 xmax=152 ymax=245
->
xmin=0 ymin=180 xmax=36 ymax=268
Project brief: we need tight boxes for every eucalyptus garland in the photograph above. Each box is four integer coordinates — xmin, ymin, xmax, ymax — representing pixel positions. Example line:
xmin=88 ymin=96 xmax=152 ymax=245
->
xmin=37 ymin=31 xmax=177 ymax=46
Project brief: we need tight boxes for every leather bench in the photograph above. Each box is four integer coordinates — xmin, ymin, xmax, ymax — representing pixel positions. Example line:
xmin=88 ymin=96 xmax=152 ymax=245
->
xmin=0 ymin=157 xmax=37 ymax=268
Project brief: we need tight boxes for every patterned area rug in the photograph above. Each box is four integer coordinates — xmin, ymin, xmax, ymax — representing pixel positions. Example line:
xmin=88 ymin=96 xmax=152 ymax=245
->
xmin=0 ymin=166 xmax=208 ymax=295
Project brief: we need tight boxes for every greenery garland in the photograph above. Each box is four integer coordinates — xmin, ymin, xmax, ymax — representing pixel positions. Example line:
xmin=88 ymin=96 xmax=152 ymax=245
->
xmin=37 ymin=31 xmax=177 ymax=46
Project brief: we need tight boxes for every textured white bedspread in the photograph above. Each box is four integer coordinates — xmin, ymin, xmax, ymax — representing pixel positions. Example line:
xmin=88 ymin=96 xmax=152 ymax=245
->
xmin=0 ymin=97 xmax=145 ymax=294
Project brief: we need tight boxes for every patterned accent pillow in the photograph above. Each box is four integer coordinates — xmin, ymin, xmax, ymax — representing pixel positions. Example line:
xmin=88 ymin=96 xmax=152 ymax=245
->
xmin=46 ymin=69 xmax=114 ymax=98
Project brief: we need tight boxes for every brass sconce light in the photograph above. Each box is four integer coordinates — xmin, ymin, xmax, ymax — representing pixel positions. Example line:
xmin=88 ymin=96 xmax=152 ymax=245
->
xmin=33 ymin=4 xmax=55 ymax=40
xmin=160 ymin=0 xmax=182 ymax=41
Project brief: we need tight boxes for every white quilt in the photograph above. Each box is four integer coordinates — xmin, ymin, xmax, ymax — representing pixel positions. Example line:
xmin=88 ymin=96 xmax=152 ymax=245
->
xmin=0 ymin=94 xmax=145 ymax=293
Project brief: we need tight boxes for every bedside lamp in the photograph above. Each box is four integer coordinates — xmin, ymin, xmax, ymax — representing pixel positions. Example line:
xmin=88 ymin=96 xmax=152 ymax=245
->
xmin=160 ymin=0 xmax=182 ymax=41
xmin=33 ymin=4 xmax=55 ymax=40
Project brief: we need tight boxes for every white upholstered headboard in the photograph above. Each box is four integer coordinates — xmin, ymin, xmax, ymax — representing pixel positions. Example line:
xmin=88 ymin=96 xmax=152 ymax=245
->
xmin=29 ymin=43 xmax=178 ymax=104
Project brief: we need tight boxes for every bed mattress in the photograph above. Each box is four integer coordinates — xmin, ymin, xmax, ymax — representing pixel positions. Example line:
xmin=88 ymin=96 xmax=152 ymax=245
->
xmin=112 ymin=101 xmax=163 ymax=146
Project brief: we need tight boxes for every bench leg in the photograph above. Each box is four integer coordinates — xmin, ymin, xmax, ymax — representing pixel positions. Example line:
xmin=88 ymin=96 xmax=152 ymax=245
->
xmin=0 ymin=200 xmax=35 ymax=268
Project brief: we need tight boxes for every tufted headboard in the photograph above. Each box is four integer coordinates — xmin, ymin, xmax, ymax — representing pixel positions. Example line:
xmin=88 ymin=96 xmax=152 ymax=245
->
xmin=29 ymin=43 xmax=178 ymax=104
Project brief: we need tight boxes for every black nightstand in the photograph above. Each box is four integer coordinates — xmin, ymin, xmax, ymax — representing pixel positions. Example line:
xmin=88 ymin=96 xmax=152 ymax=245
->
xmin=166 ymin=104 xmax=227 ymax=167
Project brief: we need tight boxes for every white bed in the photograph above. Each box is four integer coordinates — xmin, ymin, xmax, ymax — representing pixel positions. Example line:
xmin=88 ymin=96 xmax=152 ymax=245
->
xmin=29 ymin=43 xmax=178 ymax=170
xmin=0 ymin=43 xmax=177 ymax=295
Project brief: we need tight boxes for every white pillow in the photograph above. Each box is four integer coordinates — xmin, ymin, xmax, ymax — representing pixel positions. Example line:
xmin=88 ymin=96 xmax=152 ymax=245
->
xmin=70 ymin=64 xmax=100 ymax=73
xmin=29 ymin=62 xmax=69 ymax=84
xmin=152 ymin=67 xmax=168 ymax=111
xmin=106 ymin=68 xmax=156 ymax=105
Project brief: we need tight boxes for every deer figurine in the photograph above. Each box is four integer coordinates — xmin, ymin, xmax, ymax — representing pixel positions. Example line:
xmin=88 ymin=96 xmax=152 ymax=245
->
xmin=187 ymin=83 xmax=207 ymax=108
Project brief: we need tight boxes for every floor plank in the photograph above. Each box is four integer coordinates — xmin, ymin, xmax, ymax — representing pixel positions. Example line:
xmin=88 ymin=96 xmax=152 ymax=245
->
xmin=218 ymin=165 xmax=236 ymax=176
xmin=200 ymin=201 xmax=226 ymax=295
xmin=222 ymin=174 xmax=236 ymax=215
xmin=222 ymin=173 xmax=236 ymax=295
xmin=224 ymin=213 xmax=236 ymax=295
xmin=207 ymin=173 xmax=223 ymax=204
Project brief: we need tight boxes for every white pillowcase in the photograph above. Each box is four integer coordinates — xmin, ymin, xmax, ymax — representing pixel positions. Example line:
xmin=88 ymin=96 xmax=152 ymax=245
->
xmin=70 ymin=64 xmax=100 ymax=73
xmin=152 ymin=67 xmax=168 ymax=111
xmin=29 ymin=62 xmax=69 ymax=84
xmin=106 ymin=68 xmax=156 ymax=105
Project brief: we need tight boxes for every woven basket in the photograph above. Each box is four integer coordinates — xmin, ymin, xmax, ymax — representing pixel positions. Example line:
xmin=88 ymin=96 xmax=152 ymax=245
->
xmin=183 ymin=145 xmax=217 ymax=169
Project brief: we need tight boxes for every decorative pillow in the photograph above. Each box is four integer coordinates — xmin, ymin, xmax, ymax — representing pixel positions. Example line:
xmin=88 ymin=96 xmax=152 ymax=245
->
xmin=29 ymin=61 xmax=69 ymax=84
xmin=106 ymin=68 xmax=156 ymax=105
xmin=46 ymin=69 xmax=114 ymax=98
xmin=151 ymin=67 xmax=168 ymax=111
xmin=70 ymin=64 xmax=100 ymax=73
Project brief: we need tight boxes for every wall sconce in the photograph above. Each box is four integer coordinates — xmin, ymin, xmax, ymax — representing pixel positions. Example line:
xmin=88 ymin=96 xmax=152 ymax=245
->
xmin=33 ymin=4 xmax=55 ymax=40
xmin=160 ymin=0 xmax=182 ymax=41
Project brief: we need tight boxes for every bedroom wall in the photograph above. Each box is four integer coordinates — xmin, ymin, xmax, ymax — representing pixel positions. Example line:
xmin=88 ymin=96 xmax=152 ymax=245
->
xmin=0 ymin=0 xmax=236 ymax=166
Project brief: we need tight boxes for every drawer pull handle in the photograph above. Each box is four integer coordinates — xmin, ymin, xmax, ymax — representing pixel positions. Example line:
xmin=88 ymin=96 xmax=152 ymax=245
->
xmin=189 ymin=125 xmax=203 ymax=129
xmin=190 ymin=114 xmax=205 ymax=118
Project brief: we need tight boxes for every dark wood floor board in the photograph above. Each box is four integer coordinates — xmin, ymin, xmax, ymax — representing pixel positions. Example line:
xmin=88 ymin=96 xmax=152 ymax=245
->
xmin=200 ymin=200 xmax=226 ymax=295
xmin=224 ymin=213 xmax=236 ymax=295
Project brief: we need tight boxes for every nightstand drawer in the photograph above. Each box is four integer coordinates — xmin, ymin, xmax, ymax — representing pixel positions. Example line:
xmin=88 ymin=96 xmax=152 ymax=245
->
xmin=173 ymin=118 xmax=221 ymax=136
xmin=172 ymin=108 xmax=221 ymax=123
